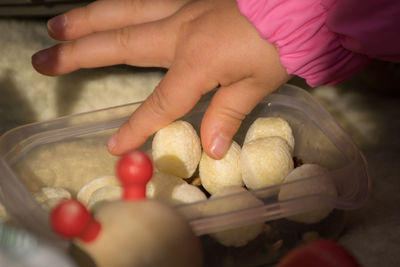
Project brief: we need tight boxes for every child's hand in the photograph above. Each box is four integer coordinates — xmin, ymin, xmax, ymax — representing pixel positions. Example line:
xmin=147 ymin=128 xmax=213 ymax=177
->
xmin=32 ymin=0 xmax=290 ymax=159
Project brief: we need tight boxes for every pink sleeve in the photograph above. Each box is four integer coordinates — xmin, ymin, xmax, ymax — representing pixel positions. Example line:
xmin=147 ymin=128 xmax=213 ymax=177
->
xmin=326 ymin=0 xmax=400 ymax=62
xmin=236 ymin=0 xmax=400 ymax=87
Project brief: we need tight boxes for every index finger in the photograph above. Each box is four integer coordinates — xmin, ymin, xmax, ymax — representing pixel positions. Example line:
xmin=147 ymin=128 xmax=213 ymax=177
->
xmin=107 ymin=60 xmax=217 ymax=155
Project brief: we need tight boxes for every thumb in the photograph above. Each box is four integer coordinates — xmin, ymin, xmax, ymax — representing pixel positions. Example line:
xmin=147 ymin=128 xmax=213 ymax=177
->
xmin=107 ymin=62 xmax=216 ymax=155
xmin=200 ymin=79 xmax=280 ymax=159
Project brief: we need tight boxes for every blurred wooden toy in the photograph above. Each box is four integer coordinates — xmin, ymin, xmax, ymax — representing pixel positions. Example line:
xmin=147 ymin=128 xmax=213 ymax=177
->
xmin=50 ymin=150 xmax=203 ymax=267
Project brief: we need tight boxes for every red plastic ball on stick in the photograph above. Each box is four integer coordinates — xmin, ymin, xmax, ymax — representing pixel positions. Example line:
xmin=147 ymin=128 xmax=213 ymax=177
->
xmin=116 ymin=150 xmax=153 ymax=200
xmin=50 ymin=199 xmax=101 ymax=242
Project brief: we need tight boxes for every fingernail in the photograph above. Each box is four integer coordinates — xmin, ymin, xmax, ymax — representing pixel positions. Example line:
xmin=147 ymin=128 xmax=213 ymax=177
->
xmin=210 ymin=135 xmax=230 ymax=159
xmin=108 ymin=135 xmax=117 ymax=152
xmin=48 ymin=15 xmax=66 ymax=34
xmin=32 ymin=49 xmax=50 ymax=66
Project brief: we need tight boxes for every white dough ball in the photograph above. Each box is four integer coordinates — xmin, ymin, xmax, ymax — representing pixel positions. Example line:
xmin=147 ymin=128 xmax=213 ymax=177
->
xmin=278 ymin=164 xmax=337 ymax=224
xmin=199 ymin=141 xmax=242 ymax=195
xmin=88 ymin=185 xmax=122 ymax=210
xmin=171 ymin=181 xmax=207 ymax=219
xmin=146 ymin=172 xmax=187 ymax=203
xmin=205 ymin=186 xmax=264 ymax=247
xmin=33 ymin=186 xmax=71 ymax=202
xmin=171 ymin=184 xmax=207 ymax=205
xmin=77 ymin=176 xmax=120 ymax=206
xmin=152 ymin=120 xmax=201 ymax=178
xmin=244 ymin=117 xmax=295 ymax=152
xmin=41 ymin=198 xmax=67 ymax=211
xmin=32 ymin=186 xmax=71 ymax=211
xmin=241 ymin=137 xmax=294 ymax=190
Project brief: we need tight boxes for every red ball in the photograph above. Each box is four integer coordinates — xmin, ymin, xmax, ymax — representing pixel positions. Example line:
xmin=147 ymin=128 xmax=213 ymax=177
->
xmin=116 ymin=150 xmax=153 ymax=186
xmin=50 ymin=199 xmax=91 ymax=239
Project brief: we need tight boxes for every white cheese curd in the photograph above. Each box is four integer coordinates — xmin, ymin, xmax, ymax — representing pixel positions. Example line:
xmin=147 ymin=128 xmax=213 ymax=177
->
xmin=152 ymin=120 xmax=201 ymax=179
xmin=199 ymin=141 xmax=242 ymax=195
xmin=244 ymin=117 xmax=295 ymax=152
xmin=205 ymin=186 xmax=264 ymax=247
xmin=278 ymin=164 xmax=337 ymax=224
xmin=241 ymin=137 xmax=294 ymax=190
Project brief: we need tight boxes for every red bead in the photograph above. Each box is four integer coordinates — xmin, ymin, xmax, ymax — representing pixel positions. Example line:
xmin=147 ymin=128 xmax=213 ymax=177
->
xmin=50 ymin=199 xmax=101 ymax=242
xmin=116 ymin=150 xmax=153 ymax=200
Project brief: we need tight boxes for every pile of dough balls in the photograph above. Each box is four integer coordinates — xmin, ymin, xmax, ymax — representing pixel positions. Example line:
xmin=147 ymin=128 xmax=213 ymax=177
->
xmin=148 ymin=117 xmax=297 ymax=247
xmin=51 ymin=116 xmax=335 ymax=249
xmin=199 ymin=117 xmax=295 ymax=195
xmin=71 ymin=117 xmax=296 ymax=214
xmin=149 ymin=117 xmax=295 ymax=195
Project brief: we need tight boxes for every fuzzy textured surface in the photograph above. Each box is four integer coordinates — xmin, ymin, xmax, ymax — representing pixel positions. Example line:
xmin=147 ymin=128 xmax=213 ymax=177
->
xmin=0 ymin=19 xmax=163 ymax=134
xmin=1 ymin=18 xmax=400 ymax=267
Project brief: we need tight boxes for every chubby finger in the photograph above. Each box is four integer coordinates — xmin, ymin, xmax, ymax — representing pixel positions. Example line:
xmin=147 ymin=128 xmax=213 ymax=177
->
xmin=200 ymin=79 xmax=277 ymax=159
xmin=32 ymin=22 xmax=175 ymax=76
xmin=107 ymin=61 xmax=217 ymax=155
xmin=48 ymin=0 xmax=188 ymax=40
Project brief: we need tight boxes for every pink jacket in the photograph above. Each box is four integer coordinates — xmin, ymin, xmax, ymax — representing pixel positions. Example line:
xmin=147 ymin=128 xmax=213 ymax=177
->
xmin=236 ymin=0 xmax=400 ymax=87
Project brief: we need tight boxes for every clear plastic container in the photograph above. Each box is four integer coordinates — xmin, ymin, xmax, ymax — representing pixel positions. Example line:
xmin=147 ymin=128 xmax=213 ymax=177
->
xmin=0 ymin=84 xmax=369 ymax=266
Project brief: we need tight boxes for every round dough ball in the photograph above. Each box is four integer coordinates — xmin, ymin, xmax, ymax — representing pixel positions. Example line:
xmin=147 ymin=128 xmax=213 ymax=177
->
xmin=244 ymin=117 xmax=295 ymax=152
xmin=77 ymin=176 xmax=120 ymax=206
xmin=41 ymin=198 xmax=68 ymax=211
xmin=241 ymin=137 xmax=294 ymax=190
xmin=33 ymin=186 xmax=71 ymax=211
xmin=33 ymin=186 xmax=71 ymax=202
xmin=171 ymin=184 xmax=207 ymax=205
xmin=146 ymin=172 xmax=187 ymax=203
xmin=205 ymin=186 xmax=264 ymax=247
xmin=88 ymin=185 xmax=122 ymax=210
xmin=199 ymin=141 xmax=242 ymax=195
xmin=152 ymin=120 xmax=201 ymax=178
xmin=278 ymin=164 xmax=337 ymax=224
xmin=171 ymin=181 xmax=207 ymax=219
